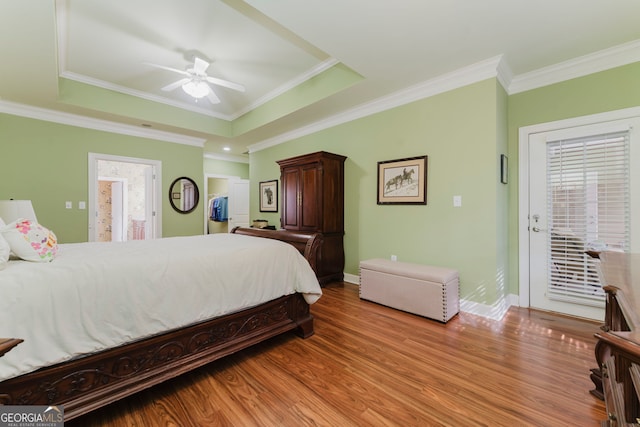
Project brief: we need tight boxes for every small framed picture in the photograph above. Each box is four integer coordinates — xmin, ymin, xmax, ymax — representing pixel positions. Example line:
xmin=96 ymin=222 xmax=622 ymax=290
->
xmin=171 ymin=192 xmax=181 ymax=199
xmin=377 ymin=155 xmax=428 ymax=205
xmin=259 ymin=180 xmax=278 ymax=212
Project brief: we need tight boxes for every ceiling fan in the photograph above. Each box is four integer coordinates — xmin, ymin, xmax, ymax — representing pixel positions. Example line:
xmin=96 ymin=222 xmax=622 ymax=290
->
xmin=145 ymin=57 xmax=245 ymax=104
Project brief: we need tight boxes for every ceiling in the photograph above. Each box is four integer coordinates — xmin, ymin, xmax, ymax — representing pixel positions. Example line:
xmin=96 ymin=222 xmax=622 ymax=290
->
xmin=1 ymin=0 xmax=640 ymax=160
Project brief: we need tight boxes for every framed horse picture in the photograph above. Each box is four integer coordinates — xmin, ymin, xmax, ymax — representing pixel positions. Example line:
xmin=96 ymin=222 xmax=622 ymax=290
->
xmin=377 ymin=155 xmax=428 ymax=205
xmin=259 ymin=180 xmax=278 ymax=212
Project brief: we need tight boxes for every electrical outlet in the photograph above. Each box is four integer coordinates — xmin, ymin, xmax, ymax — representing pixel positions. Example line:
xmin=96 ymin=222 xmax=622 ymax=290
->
xmin=65 ymin=201 xmax=72 ymax=209
xmin=391 ymin=255 xmax=397 ymax=261
xmin=453 ymin=195 xmax=462 ymax=207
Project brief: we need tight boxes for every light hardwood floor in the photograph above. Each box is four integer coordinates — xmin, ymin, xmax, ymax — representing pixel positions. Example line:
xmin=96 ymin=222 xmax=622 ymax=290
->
xmin=68 ymin=283 xmax=606 ymax=426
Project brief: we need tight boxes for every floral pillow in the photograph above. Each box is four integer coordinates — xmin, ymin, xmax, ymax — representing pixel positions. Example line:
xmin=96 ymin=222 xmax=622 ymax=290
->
xmin=1 ymin=219 xmax=58 ymax=262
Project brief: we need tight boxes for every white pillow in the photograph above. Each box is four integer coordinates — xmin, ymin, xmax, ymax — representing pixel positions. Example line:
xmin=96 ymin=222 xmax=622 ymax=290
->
xmin=0 ymin=217 xmax=5 ymax=228
xmin=0 ymin=218 xmax=58 ymax=262
xmin=0 ymin=233 xmax=9 ymax=270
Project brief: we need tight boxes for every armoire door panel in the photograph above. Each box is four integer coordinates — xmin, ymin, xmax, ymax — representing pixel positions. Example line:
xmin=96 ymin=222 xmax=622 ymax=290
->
xmin=300 ymin=165 xmax=319 ymax=230
xmin=282 ymin=168 xmax=300 ymax=229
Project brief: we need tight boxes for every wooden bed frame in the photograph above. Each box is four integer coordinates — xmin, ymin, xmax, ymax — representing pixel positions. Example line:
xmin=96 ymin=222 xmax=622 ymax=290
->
xmin=0 ymin=227 xmax=321 ymax=421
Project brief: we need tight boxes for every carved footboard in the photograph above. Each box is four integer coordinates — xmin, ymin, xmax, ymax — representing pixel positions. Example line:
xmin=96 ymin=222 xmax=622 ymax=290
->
xmin=0 ymin=293 xmax=313 ymax=420
xmin=0 ymin=229 xmax=320 ymax=421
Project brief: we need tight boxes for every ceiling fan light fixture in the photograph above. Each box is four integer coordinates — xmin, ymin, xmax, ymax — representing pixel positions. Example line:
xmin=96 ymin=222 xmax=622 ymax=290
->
xmin=182 ymin=80 xmax=209 ymax=98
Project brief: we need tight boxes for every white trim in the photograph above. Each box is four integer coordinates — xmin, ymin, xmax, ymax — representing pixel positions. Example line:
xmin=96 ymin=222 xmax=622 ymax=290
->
xmin=249 ymin=39 xmax=640 ymax=153
xmin=56 ymin=0 xmax=340 ymax=123
xmin=204 ymin=152 xmax=250 ymax=164
xmin=60 ymin=58 xmax=340 ymax=122
xmin=88 ymin=153 xmax=162 ymax=242
xmin=60 ymin=71 xmax=230 ymax=120
xmin=248 ymin=55 xmax=506 ymax=152
xmin=55 ymin=0 xmax=68 ymax=76
xmin=459 ymin=294 xmax=519 ymax=321
xmin=518 ymin=106 xmax=640 ymax=309
xmin=343 ymin=272 xmax=359 ymax=285
xmin=231 ymin=58 xmax=340 ymax=119
xmin=509 ymin=39 xmax=640 ymax=94
xmin=0 ymin=100 xmax=206 ymax=147
xmin=203 ymin=173 xmax=242 ymax=234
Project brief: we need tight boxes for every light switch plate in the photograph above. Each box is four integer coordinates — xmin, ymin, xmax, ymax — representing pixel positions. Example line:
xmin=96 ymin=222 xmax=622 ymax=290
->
xmin=78 ymin=201 xmax=86 ymax=210
xmin=453 ymin=195 xmax=462 ymax=207
xmin=65 ymin=201 xmax=72 ymax=209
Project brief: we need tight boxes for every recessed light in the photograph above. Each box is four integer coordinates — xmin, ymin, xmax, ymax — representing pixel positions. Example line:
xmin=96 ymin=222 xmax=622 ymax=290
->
xmin=223 ymin=146 xmax=231 ymax=151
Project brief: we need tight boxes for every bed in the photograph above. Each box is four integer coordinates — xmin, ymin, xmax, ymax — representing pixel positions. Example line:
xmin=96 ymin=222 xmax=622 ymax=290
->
xmin=0 ymin=226 xmax=322 ymax=421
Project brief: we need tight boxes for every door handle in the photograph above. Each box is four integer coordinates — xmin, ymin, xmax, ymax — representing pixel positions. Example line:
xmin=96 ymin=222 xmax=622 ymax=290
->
xmin=532 ymin=227 xmax=547 ymax=232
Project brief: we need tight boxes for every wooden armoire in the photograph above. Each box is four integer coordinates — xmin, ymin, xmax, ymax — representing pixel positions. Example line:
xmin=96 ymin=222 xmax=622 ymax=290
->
xmin=277 ymin=151 xmax=346 ymax=284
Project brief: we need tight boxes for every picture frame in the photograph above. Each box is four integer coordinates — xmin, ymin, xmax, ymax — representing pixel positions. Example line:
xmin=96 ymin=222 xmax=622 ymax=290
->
xmin=377 ymin=155 xmax=428 ymax=205
xmin=500 ymin=154 xmax=508 ymax=184
xmin=259 ymin=180 xmax=278 ymax=212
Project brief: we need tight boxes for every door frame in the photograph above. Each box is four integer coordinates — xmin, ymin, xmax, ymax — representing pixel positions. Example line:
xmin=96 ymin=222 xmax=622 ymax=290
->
xmin=97 ymin=177 xmax=127 ymax=241
xmin=203 ymin=173 xmax=242 ymax=234
xmin=88 ymin=153 xmax=162 ymax=242
xmin=518 ymin=106 xmax=640 ymax=308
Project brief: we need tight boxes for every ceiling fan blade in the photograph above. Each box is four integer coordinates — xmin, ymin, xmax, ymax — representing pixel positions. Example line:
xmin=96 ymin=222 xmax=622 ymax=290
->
xmin=206 ymin=88 xmax=221 ymax=104
xmin=205 ymin=76 xmax=245 ymax=92
xmin=193 ymin=57 xmax=210 ymax=74
xmin=144 ymin=62 xmax=190 ymax=77
xmin=161 ymin=78 xmax=191 ymax=92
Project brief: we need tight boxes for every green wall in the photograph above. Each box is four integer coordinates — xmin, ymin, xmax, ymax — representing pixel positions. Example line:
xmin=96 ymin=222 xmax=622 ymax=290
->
xmin=0 ymin=114 xmax=205 ymax=242
xmin=507 ymin=61 xmax=640 ymax=295
xmin=251 ymin=79 xmax=507 ymax=306
xmin=204 ymin=157 xmax=249 ymax=179
xmin=3 ymin=60 xmax=638 ymax=308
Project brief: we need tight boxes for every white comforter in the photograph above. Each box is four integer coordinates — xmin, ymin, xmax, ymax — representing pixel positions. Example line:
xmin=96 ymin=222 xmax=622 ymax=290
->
xmin=0 ymin=233 xmax=322 ymax=381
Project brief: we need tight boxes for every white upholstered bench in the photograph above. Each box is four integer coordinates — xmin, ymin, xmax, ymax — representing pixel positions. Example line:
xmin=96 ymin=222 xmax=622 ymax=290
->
xmin=359 ymin=258 xmax=459 ymax=322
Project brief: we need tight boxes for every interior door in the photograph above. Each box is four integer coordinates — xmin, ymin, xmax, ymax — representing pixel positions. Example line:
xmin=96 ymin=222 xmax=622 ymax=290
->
xmin=110 ymin=180 xmax=125 ymax=242
xmin=89 ymin=154 xmax=161 ymax=242
xmin=528 ymin=120 xmax=639 ymax=320
xmin=227 ymin=179 xmax=249 ymax=230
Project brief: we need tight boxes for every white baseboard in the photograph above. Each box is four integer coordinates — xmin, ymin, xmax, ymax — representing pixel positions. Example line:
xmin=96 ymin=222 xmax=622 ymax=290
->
xmin=459 ymin=294 xmax=519 ymax=321
xmin=343 ymin=272 xmax=359 ymax=284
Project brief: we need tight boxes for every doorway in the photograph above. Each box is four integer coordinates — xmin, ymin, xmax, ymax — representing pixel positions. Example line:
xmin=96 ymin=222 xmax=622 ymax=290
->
xmin=519 ymin=109 xmax=640 ymax=320
xmin=204 ymin=174 xmax=250 ymax=233
xmin=89 ymin=153 xmax=162 ymax=242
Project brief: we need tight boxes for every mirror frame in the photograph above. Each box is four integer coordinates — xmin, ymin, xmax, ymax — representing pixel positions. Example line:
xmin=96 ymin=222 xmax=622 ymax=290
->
xmin=169 ymin=176 xmax=199 ymax=214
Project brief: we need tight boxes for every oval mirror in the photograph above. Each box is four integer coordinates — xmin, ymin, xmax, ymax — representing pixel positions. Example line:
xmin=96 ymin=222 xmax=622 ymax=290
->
xmin=169 ymin=177 xmax=199 ymax=214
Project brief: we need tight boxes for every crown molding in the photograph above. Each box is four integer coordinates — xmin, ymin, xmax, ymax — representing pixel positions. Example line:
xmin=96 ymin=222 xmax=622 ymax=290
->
xmin=59 ymin=71 xmax=230 ymax=120
xmin=0 ymin=100 xmax=206 ymax=147
xmin=508 ymin=39 xmax=640 ymax=94
xmin=229 ymin=58 xmax=340 ymax=120
xmin=248 ymin=55 xmax=505 ymax=153
xmin=250 ymin=38 xmax=640 ymax=152
xmin=203 ymin=152 xmax=250 ymax=164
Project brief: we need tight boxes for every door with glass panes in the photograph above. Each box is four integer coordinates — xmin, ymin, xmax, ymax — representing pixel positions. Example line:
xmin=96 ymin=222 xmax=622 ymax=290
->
xmin=528 ymin=119 xmax=639 ymax=320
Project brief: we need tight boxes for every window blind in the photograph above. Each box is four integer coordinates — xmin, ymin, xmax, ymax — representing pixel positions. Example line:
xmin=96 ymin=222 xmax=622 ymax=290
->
xmin=546 ymin=131 xmax=630 ymax=306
